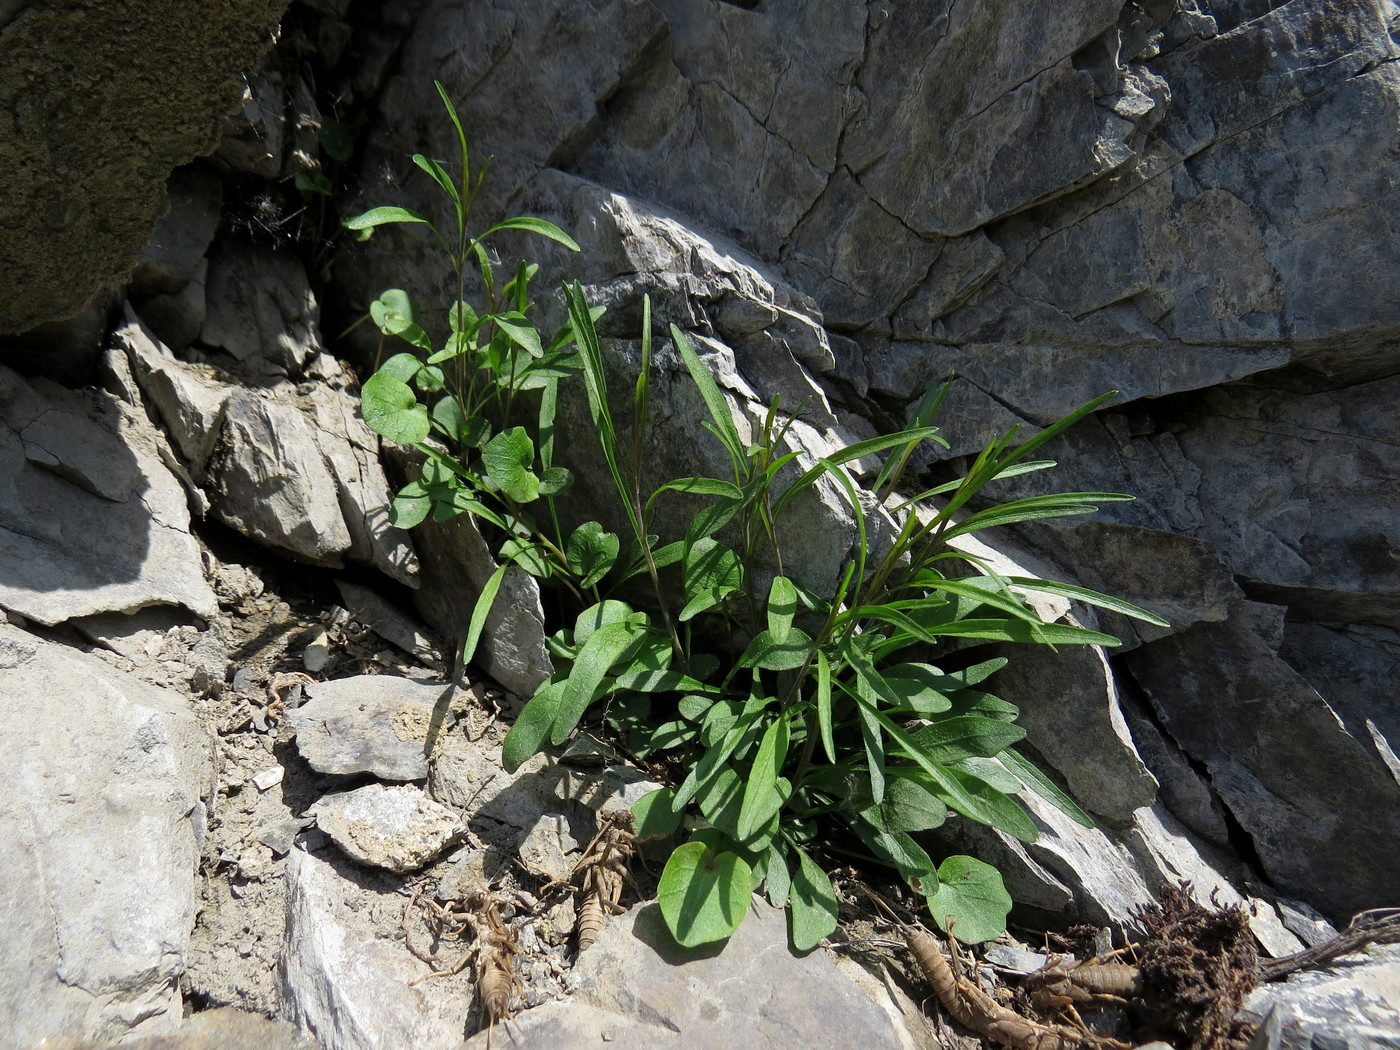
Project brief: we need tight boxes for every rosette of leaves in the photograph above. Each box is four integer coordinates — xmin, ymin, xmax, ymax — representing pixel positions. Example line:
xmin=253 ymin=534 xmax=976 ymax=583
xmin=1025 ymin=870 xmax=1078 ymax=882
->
xmin=497 ymin=285 xmax=1169 ymax=952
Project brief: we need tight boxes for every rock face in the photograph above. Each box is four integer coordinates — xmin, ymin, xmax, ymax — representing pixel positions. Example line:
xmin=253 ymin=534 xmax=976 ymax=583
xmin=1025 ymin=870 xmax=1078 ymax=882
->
xmin=337 ymin=0 xmax=1400 ymax=928
xmin=0 ymin=0 xmax=287 ymax=334
xmin=0 ymin=363 xmax=217 ymax=624
xmin=0 ymin=625 xmax=213 ymax=1045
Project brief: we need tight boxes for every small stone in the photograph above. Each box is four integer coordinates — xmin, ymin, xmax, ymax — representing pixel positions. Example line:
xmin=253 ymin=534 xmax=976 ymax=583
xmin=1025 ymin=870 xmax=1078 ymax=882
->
xmin=516 ymin=814 xmax=580 ymax=884
xmin=302 ymin=628 xmax=331 ymax=672
xmin=310 ymin=784 xmax=465 ymax=874
xmin=251 ymin=766 xmax=284 ymax=792
xmin=288 ymin=675 xmax=456 ymax=781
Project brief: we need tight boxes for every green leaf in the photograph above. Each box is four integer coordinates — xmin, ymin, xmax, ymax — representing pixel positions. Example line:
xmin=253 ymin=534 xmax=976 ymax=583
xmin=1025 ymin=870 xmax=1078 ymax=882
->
xmin=658 ymin=840 xmax=752 ymax=947
xmin=460 ymin=561 xmax=511 ymax=669
xmin=906 ymin=716 xmax=1027 ymax=765
xmin=377 ymin=350 xmax=422 ymax=383
xmin=737 ymin=627 xmax=813 ymax=671
xmin=360 ymin=372 xmax=429 ymax=445
xmin=390 ymin=488 xmax=431 ymax=529
xmin=493 ymin=311 xmax=544 ymax=358
xmin=574 ymin=599 xmax=636 ymax=645
xmin=923 ymin=856 xmax=1013 ymax=944
xmin=568 ymin=522 xmax=620 ymax=589
xmin=789 ymin=849 xmax=839 ymax=952
xmin=737 ymin=716 xmax=790 ymax=842
xmin=1000 ymin=747 xmax=1094 ymax=828
xmin=500 ymin=537 xmax=551 ymax=577
xmin=633 ymin=787 xmax=685 ymax=839
xmin=550 ymin=618 xmax=649 ymax=745
xmin=318 ymin=119 xmax=354 ymax=163
xmin=1005 ymin=577 xmax=1171 ymax=628
xmin=921 ymin=619 xmax=1121 ymax=646
xmin=480 ymin=427 xmax=539 ymax=503
xmin=411 ymin=153 xmax=461 ymax=209
xmin=539 ymin=466 xmax=573 ymax=496
xmin=696 ymin=767 xmax=745 ymax=839
xmin=479 ymin=215 xmax=581 ymax=251
xmin=815 ymin=649 xmax=836 ymax=764
xmin=344 ymin=205 xmax=432 ymax=230
xmin=861 ymin=774 xmax=949 ymax=834
xmin=851 ymin=819 xmax=937 ymax=879
xmin=671 ymin=325 xmax=746 ymax=471
xmin=501 ymin=677 xmax=566 ymax=773
xmin=761 ymin=842 xmax=791 ymax=907
xmin=766 ymin=576 xmax=798 ymax=644
xmin=680 ymin=538 xmax=743 ymax=621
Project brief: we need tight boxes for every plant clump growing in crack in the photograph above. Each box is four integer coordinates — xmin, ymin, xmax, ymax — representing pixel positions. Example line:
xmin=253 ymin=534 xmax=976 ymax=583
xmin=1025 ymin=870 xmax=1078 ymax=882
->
xmin=346 ymin=81 xmax=1169 ymax=955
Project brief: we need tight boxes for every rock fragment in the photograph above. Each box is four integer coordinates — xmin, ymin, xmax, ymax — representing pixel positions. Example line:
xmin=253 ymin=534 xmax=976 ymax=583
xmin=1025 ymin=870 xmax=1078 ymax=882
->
xmin=310 ymin=783 xmax=465 ymax=874
xmin=289 ymin=675 xmax=456 ymax=781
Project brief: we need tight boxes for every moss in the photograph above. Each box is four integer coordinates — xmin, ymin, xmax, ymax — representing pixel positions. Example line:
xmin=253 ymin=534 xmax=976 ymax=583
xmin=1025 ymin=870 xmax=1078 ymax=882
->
xmin=0 ymin=0 xmax=288 ymax=333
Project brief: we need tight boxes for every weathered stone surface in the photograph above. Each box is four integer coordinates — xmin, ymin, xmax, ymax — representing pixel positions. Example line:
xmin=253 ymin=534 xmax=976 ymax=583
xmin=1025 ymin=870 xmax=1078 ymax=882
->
xmin=201 ymin=238 xmax=321 ymax=377
xmin=310 ymin=784 xmax=465 ymax=873
xmin=0 ymin=364 xmax=217 ymax=625
xmin=1241 ymin=944 xmax=1400 ymax=1050
xmin=281 ymin=845 xmax=470 ymax=1050
xmin=207 ymin=390 xmax=353 ymax=563
xmin=48 ymin=1007 xmax=323 ymax=1050
xmin=465 ymin=902 xmax=924 ymax=1050
xmin=0 ymin=0 xmax=286 ymax=333
xmin=0 ymin=624 xmax=212 ymax=1045
xmin=117 ymin=311 xmax=231 ymax=471
xmin=1127 ymin=616 xmax=1400 ymax=920
xmin=410 ymin=511 xmax=552 ymax=699
xmin=129 ymin=167 xmax=225 ymax=299
xmin=289 ymin=675 xmax=455 ymax=781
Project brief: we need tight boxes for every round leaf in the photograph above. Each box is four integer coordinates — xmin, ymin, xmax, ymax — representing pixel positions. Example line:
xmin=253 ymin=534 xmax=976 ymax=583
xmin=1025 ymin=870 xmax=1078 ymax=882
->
xmin=360 ymin=372 xmax=429 ymax=445
xmin=567 ymin=521 xmax=620 ymax=589
xmin=923 ymin=855 xmax=1013 ymax=944
xmin=480 ymin=426 xmax=539 ymax=503
xmin=633 ymin=787 xmax=685 ymax=840
xmin=657 ymin=841 xmax=752 ymax=947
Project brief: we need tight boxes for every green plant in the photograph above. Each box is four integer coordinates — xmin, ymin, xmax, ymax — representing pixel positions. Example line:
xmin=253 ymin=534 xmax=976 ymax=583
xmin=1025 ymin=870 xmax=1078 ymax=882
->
xmin=347 ymin=83 xmax=1169 ymax=955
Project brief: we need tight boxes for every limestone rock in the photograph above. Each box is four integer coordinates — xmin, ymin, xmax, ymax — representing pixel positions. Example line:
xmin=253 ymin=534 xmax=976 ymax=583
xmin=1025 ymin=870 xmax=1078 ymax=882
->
xmin=289 ymin=675 xmax=457 ymax=781
xmin=48 ymin=1008 xmax=323 ymax=1050
xmin=201 ymin=238 xmax=320 ymax=377
xmin=0 ymin=364 xmax=217 ymax=625
xmin=309 ymin=784 xmax=465 ymax=873
xmin=281 ymin=845 xmax=471 ymax=1050
xmin=410 ymin=511 xmax=552 ymax=699
xmin=1127 ymin=616 xmax=1400 ymax=920
xmin=207 ymin=391 xmax=353 ymax=563
xmin=472 ymin=902 xmax=925 ymax=1050
xmin=0 ymin=624 xmax=212 ymax=1045
xmin=1241 ymin=944 xmax=1400 ymax=1050
xmin=129 ymin=166 xmax=224 ymax=299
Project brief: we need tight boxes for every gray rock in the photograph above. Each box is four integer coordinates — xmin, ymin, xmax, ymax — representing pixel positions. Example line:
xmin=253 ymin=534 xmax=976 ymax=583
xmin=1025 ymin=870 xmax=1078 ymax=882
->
xmin=281 ymin=845 xmax=471 ymax=1050
xmin=214 ymin=70 xmax=287 ymax=178
xmin=289 ymin=675 xmax=458 ymax=781
xmin=1127 ymin=616 xmax=1400 ymax=919
xmin=201 ymin=237 xmax=320 ymax=376
xmin=480 ymin=902 xmax=924 ymax=1050
xmin=0 ymin=365 xmax=217 ymax=625
xmin=117 ymin=310 xmax=231 ymax=472
xmin=1240 ymin=944 xmax=1400 ymax=1050
xmin=129 ymin=166 xmax=224 ymax=298
xmin=304 ymin=384 xmax=420 ymax=588
xmin=335 ymin=580 xmax=442 ymax=668
xmin=207 ymin=391 xmax=352 ymax=564
xmin=515 ymin=814 xmax=581 ymax=884
xmin=310 ymin=784 xmax=465 ymax=873
xmin=410 ymin=511 xmax=553 ymax=699
xmin=0 ymin=624 xmax=212 ymax=1045
xmin=135 ymin=256 xmax=210 ymax=352
xmin=49 ymin=1007 xmax=323 ymax=1050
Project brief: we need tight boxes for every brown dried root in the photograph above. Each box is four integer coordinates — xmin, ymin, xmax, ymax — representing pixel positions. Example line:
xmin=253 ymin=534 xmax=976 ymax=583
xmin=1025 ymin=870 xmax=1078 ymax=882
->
xmin=1260 ymin=906 xmax=1400 ymax=981
xmin=1132 ymin=884 xmax=1259 ymax=1050
xmin=861 ymin=887 xmax=1129 ymax=1050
